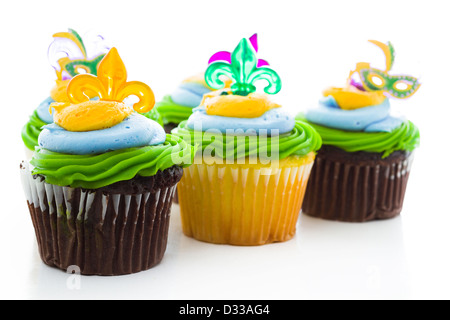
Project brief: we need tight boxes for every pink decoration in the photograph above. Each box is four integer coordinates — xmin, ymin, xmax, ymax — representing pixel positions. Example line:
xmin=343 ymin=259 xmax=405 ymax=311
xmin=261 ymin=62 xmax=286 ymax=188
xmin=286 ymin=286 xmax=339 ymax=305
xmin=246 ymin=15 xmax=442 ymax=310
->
xmin=208 ymin=33 xmax=269 ymax=67
xmin=249 ymin=33 xmax=258 ymax=52
xmin=257 ymin=59 xmax=269 ymax=67
xmin=208 ymin=51 xmax=231 ymax=64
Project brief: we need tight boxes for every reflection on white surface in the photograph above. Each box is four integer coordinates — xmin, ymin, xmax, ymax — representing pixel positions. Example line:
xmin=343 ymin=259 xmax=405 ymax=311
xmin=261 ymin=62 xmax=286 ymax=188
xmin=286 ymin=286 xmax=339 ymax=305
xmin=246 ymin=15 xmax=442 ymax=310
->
xmin=23 ymin=205 xmax=409 ymax=300
xmin=296 ymin=214 xmax=409 ymax=299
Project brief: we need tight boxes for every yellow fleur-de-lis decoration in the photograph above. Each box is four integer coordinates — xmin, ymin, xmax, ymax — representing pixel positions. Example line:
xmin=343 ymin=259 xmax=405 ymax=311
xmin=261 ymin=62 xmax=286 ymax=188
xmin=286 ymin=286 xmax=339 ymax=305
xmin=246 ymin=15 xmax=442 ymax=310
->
xmin=67 ymin=47 xmax=155 ymax=113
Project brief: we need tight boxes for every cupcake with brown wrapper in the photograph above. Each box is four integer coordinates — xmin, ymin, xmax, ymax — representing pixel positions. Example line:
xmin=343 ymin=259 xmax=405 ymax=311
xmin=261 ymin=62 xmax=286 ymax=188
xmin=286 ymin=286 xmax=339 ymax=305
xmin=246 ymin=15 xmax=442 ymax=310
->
xmin=297 ymin=40 xmax=420 ymax=222
xmin=20 ymin=48 xmax=195 ymax=275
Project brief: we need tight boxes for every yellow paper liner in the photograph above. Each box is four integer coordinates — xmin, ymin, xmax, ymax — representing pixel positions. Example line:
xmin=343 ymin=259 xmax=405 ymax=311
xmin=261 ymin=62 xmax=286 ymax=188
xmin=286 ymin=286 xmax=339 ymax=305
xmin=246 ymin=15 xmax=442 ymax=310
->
xmin=177 ymin=153 xmax=315 ymax=245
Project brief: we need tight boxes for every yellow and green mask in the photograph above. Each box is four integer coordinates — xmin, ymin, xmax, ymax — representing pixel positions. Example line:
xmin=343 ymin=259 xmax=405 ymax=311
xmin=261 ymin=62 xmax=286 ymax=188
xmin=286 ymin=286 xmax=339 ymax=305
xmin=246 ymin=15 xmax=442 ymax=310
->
xmin=350 ymin=40 xmax=420 ymax=99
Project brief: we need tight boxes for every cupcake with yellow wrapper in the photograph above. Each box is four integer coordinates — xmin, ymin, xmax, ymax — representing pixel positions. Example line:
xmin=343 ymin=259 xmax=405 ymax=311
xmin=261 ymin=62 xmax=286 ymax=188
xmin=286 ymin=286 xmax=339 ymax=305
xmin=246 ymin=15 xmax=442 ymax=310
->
xmin=297 ymin=40 xmax=420 ymax=222
xmin=20 ymin=48 xmax=195 ymax=275
xmin=173 ymin=35 xmax=322 ymax=246
xmin=21 ymin=29 xmax=110 ymax=158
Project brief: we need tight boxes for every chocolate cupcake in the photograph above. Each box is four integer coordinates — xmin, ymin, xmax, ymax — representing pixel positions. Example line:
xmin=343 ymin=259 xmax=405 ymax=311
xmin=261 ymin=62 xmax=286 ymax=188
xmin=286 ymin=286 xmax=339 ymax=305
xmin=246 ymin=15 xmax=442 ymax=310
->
xmin=298 ymin=40 xmax=420 ymax=222
xmin=20 ymin=48 xmax=194 ymax=275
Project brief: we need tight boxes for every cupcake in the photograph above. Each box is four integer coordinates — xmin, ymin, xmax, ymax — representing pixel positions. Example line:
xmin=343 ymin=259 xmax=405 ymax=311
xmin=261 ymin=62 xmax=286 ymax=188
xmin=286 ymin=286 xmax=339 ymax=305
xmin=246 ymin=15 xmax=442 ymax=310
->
xmin=153 ymin=73 xmax=224 ymax=133
xmin=154 ymin=34 xmax=268 ymax=134
xmin=21 ymin=29 xmax=109 ymax=158
xmin=172 ymin=36 xmax=322 ymax=246
xmin=297 ymin=40 xmax=420 ymax=222
xmin=20 ymin=48 xmax=195 ymax=275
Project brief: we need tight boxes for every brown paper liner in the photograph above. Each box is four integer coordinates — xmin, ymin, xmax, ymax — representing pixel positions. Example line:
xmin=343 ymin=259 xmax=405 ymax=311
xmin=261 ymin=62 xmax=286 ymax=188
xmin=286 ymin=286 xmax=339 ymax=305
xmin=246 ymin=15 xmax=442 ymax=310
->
xmin=302 ymin=146 xmax=414 ymax=222
xmin=164 ymin=122 xmax=180 ymax=204
xmin=21 ymin=163 xmax=182 ymax=276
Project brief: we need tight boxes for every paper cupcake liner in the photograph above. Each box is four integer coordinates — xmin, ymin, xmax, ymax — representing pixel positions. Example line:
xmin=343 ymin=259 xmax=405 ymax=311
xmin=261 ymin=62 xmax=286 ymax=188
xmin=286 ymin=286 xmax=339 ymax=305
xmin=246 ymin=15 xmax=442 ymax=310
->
xmin=20 ymin=162 xmax=178 ymax=276
xmin=23 ymin=146 xmax=34 ymax=161
xmin=177 ymin=154 xmax=315 ymax=245
xmin=302 ymin=147 xmax=414 ymax=222
xmin=173 ymin=189 xmax=179 ymax=204
xmin=164 ymin=123 xmax=180 ymax=204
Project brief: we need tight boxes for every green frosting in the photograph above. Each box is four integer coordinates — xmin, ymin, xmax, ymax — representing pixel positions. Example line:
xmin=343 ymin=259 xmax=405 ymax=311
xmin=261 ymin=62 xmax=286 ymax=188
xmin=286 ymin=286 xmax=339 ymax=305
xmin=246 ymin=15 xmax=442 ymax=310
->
xmin=172 ymin=120 xmax=322 ymax=161
xmin=154 ymin=95 xmax=194 ymax=125
xmin=22 ymin=110 xmax=47 ymax=151
xmin=31 ymin=134 xmax=196 ymax=189
xmin=142 ymin=108 xmax=164 ymax=126
xmin=296 ymin=114 xmax=420 ymax=158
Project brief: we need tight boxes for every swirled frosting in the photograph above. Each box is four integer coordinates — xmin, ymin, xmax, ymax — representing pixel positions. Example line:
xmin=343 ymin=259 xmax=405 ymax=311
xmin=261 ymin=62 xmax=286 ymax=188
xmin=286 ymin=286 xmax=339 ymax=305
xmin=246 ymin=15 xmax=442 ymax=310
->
xmin=35 ymin=95 xmax=102 ymax=127
xmin=22 ymin=110 xmax=47 ymax=150
xmin=296 ymin=114 xmax=419 ymax=157
xmin=38 ymin=113 xmax=166 ymax=155
xmin=23 ymin=96 xmax=104 ymax=151
xmin=186 ymin=106 xmax=295 ymax=135
xmin=143 ymin=107 xmax=163 ymax=126
xmin=173 ymin=120 xmax=321 ymax=161
xmin=172 ymin=82 xmax=211 ymax=107
xmin=31 ymin=134 xmax=195 ymax=189
xmin=22 ymin=96 xmax=58 ymax=151
xmin=36 ymin=96 xmax=55 ymax=124
xmin=305 ymin=96 xmax=404 ymax=132
xmin=154 ymin=95 xmax=194 ymax=125
xmin=155 ymin=74 xmax=228 ymax=125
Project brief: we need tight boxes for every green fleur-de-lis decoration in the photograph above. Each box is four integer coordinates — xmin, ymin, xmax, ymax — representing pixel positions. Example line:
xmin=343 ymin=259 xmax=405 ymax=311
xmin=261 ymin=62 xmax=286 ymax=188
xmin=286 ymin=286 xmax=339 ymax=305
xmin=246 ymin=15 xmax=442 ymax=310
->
xmin=205 ymin=37 xmax=281 ymax=96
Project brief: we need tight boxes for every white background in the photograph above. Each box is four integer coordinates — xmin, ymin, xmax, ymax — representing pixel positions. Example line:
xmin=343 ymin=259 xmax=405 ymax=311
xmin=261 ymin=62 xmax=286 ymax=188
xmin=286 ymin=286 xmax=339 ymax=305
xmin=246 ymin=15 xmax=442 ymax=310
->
xmin=1 ymin=0 xmax=449 ymax=300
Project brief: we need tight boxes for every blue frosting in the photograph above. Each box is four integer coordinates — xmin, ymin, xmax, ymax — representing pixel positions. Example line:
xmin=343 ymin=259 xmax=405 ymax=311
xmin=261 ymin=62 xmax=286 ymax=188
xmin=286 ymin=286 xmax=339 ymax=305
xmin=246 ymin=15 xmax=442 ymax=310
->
xmin=186 ymin=106 xmax=295 ymax=136
xmin=365 ymin=115 xmax=405 ymax=132
xmin=171 ymin=82 xmax=211 ymax=108
xmin=38 ymin=113 xmax=166 ymax=155
xmin=36 ymin=96 xmax=55 ymax=124
xmin=305 ymin=96 xmax=403 ymax=132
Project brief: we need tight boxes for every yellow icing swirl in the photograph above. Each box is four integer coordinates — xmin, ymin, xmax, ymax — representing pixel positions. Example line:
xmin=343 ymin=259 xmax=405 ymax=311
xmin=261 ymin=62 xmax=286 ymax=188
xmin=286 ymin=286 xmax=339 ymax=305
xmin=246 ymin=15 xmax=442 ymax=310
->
xmin=323 ymin=85 xmax=386 ymax=110
xmin=50 ymin=101 xmax=133 ymax=132
xmin=202 ymin=89 xmax=281 ymax=118
xmin=50 ymin=79 xmax=71 ymax=102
